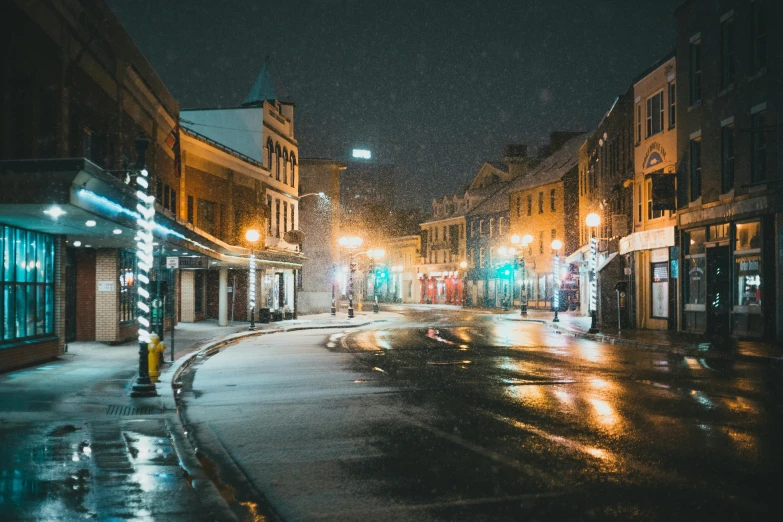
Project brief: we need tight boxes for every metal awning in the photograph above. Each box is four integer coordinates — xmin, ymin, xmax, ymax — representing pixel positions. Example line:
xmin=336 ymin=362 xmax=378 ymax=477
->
xmin=0 ymin=158 xmax=305 ymax=268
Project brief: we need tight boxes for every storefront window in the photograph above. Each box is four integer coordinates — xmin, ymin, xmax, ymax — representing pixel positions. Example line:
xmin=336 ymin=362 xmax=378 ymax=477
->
xmin=1 ymin=226 xmax=56 ymax=342
xmin=119 ymin=251 xmax=137 ymax=323
xmin=651 ymin=262 xmax=669 ymax=318
xmin=684 ymin=229 xmax=706 ymax=305
xmin=735 ymin=255 xmax=761 ymax=307
xmin=735 ymin=221 xmax=761 ymax=252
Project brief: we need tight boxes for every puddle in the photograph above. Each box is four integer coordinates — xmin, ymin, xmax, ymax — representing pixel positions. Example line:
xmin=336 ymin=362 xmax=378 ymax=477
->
xmin=49 ymin=425 xmax=81 ymax=437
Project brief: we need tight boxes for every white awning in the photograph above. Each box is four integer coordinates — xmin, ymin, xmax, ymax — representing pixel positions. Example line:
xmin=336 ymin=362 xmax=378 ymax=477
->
xmin=565 ymin=243 xmax=591 ymax=264
xmin=619 ymin=226 xmax=675 ymax=254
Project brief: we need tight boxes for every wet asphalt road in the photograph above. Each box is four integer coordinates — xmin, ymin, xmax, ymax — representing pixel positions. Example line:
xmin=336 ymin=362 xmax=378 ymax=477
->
xmin=182 ymin=309 xmax=782 ymax=521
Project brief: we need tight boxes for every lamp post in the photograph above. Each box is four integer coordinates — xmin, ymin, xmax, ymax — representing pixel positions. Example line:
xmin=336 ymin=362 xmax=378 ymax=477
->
xmin=330 ymin=263 xmax=337 ymax=315
xmin=511 ymin=234 xmax=533 ymax=316
xmin=585 ymin=212 xmax=601 ymax=333
xmin=551 ymin=239 xmax=563 ymax=322
xmin=367 ymin=249 xmax=385 ymax=313
xmin=338 ymin=236 xmax=363 ymax=318
xmin=131 ymin=133 xmax=157 ymax=397
xmin=245 ymin=229 xmax=260 ymax=330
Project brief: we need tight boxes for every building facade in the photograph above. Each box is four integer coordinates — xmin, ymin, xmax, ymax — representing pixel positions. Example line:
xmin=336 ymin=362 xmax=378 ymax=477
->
xmin=577 ymin=88 xmax=635 ymax=328
xmin=378 ymin=235 xmax=422 ymax=303
xmin=508 ymin=134 xmax=585 ymax=310
xmin=674 ymin=0 xmax=781 ymax=339
xmin=0 ymin=0 xmax=303 ymax=373
xmin=620 ymin=53 xmax=679 ymax=331
xmin=298 ymin=159 xmax=345 ymax=314
xmin=419 ymin=162 xmax=512 ymax=304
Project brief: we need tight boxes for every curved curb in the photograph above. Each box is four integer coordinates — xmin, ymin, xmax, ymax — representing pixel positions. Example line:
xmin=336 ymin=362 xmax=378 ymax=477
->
xmin=156 ymin=318 xmax=393 ymax=521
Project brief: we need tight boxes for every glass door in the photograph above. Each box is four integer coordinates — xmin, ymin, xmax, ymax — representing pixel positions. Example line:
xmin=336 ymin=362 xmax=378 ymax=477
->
xmin=706 ymin=245 xmax=731 ymax=336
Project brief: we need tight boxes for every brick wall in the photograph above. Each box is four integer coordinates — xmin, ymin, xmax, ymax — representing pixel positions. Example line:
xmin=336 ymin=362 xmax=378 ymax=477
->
xmin=0 ymin=339 xmax=61 ymax=373
xmin=74 ymin=250 xmax=96 ymax=341
xmin=94 ymin=249 xmax=119 ymax=342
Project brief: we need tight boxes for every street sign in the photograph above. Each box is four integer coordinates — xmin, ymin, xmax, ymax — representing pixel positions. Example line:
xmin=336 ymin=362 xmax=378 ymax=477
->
xmin=151 ymin=298 xmax=162 ymax=310
xmin=227 ymin=287 xmax=233 ymax=293
xmin=166 ymin=257 xmax=179 ymax=269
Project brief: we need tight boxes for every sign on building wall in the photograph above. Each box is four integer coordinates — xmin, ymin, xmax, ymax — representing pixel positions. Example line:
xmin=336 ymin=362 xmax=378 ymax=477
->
xmin=178 ymin=256 xmax=208 ymax=269
xmin=619 ymin=226 xmax=675 ymax=254
xmin=166 ymin=257 xmax=180 ymax=269
xmin=97 ymin=281 xmax=115 ymax=292
xmin=651 ymin=262 xmax=669 ymax=319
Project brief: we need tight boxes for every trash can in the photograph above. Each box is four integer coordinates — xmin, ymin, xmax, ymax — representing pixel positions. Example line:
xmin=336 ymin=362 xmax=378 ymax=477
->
xmin=259 ymin=307 xmax=271 ymax=323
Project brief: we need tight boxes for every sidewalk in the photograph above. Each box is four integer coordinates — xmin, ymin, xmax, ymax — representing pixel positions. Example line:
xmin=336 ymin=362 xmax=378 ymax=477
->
xmin=502 ymin=309 xmax=783 ymax=362
xmin=0 ymin=310 xmax=391 ymax=521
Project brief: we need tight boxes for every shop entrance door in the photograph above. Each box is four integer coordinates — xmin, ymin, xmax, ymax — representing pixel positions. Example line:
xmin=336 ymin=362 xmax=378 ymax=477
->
xmin=706 ymin=246 xmax=731 ymax=336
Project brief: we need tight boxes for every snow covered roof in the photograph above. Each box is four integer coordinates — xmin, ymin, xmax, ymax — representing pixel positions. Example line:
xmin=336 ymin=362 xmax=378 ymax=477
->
xmin=243 ymin=59 xmax=277 ymax=106
xmin=180 ymin=107 xmax=267 ymax=165
xmin=507 ymin=133 xmax=588 ymax=192
xmin=466 ymin=182 xmax=511 ymax=217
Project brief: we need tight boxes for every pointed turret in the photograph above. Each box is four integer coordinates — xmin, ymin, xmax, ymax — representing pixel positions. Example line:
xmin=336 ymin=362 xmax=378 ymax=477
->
xmin=242 ymin=58 xmax=277 ymax=106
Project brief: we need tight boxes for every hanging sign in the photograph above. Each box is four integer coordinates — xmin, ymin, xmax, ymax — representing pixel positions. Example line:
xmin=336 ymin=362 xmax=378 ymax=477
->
xmin=166 ymin=257 xmax=179 ymax=269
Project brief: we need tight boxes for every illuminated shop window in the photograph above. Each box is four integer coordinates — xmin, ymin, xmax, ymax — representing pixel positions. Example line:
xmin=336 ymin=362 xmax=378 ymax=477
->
xmin=1 ymin=226 xmax=55 ymax=342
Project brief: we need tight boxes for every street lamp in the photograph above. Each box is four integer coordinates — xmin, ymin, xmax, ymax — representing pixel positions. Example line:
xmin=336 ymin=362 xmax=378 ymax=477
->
xmin=585 ymin=213 xmax=600 ymax=333
xmin=338 ymin=236 xmax=363 ymax=318
xmin=367 ymin=248 xmax=385 ymax=314
xmin=551 ymin=239 xmax=563 ymax=323
xmin=245 ymin=229 xmax=260 ymax=330
xmin=511 ymin=234 xmax=533 ymax=316
xmin=130 ymin=133 xmax=158 ymax=398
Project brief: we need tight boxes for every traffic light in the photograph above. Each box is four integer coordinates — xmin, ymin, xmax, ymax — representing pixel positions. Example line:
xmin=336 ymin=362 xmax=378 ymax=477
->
xmin=495 ymin=263 xmax=513 ymax=279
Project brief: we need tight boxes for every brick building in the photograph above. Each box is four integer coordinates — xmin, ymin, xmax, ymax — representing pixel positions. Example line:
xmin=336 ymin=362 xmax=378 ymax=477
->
xmin=674 ymin=0 xmax=781 ymax=339
xmin=508 ymin=133 xmax=585 ymax=310
xmin=0 ymin=0 xmax=303 ymax=372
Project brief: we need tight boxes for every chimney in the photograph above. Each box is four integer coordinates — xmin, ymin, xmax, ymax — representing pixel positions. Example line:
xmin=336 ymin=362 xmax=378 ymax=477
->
xmin=548 ymin=131 xmax=584 ymax=154
xmin=504 ymin=144 xmax=534 ymax=179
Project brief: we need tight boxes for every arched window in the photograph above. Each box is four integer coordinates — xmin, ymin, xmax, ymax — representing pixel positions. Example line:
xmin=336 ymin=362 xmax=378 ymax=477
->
xmin=290 ymin=153 xmax=297 ymax=188
xmin=282 ymin=148 xmax=289 ymax=185
xmin=266 ymin=138 xmax=274 ymax=174
xmin=275 ymin=143 xmax=281 ymax=181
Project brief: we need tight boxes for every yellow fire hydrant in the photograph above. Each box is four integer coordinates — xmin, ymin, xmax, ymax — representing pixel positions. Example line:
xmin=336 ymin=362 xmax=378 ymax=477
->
xmin=147 ymin=333 xmax=166 ymax=383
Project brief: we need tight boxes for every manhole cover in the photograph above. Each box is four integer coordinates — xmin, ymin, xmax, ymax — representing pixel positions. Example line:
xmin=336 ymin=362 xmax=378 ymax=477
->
xmin=106 ymin=405 xmax=162 ymax=416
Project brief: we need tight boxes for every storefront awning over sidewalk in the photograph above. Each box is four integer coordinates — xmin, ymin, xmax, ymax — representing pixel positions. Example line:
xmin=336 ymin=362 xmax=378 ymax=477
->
xmin=619 ymin=226 xmax=675 ymax=255
xmin=0 ymin=158 xmax=305 ymax=268
xmin=565 ymin=243 xmax=591 ymax=265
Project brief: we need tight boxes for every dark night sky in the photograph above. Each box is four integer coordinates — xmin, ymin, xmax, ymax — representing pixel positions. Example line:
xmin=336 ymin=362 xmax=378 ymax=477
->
xmin=107 ymin=0 xmax=681 ymax=210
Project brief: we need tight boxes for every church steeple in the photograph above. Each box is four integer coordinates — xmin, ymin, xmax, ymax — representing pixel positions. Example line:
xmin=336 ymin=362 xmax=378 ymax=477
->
xmin=242 ymin=57 xmax=277 ymax=106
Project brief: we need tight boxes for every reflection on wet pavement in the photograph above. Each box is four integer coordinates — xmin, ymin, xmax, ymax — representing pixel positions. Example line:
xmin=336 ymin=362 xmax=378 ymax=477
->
xmin=334 ymin=314 xmax=782 ymax=519
xmin=0 ymin=419 xmax=209 ymax=521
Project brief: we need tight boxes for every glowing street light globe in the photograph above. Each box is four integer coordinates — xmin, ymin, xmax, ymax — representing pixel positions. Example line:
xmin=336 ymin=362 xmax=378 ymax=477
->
xmin=510 ymin=234 xmax=521 ymax=245
xmin=586 ymin=213 xmax=601 ymax=228
xmin=498 ymin=246 xmax=508 ymax=256
xmin=551 ymin=239 xmax=563 ymax=251
xmin=245 ymin=229 xmax=260 ymax=243
xmin=338 ymin=236 xmax=363 ymax=249
xmin=522 ymin=234 xmax=534 ymax=246
xmin=459 ymin=261 xmax=468 ymax=269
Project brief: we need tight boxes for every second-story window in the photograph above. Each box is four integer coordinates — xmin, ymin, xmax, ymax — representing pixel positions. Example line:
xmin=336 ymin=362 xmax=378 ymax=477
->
xmin=538 ymin=231 xmax=544 ymax=254
xmin=435 ymin=227 xmax=438 ymax=241
xmin=516 ymin=196 xmax=521 ymax=217
xmin=646 ymin=91 xmax=663 ymax=137
xmin=690 ymin=38 xmax=702 ymax=105
xmin=527 ymin=194 xmax=532 ymax=216
xmin=489 ymin=219 xmax=494 ymax=237
xmin=275 ymin=199 xmax=281 ymax=237
xmin=647 ymin=178 xmax=663 ymax=220
xmin=668 ymin=82 xmax=676 ymax=128
xmin=752 ymin=1 xmax=766 ymax=73
xmin=722 ymin=123 xmax=735 ymax=193
xmin=751 ymin=110 xmax=767 ymax=183
xmin=636 ymin=104 xmax=642 ymax=143
xmin=538 ymin=192 xmax=543 ymax=214
xmin=550 ymin=189 xmax=556 ymax=211
xmin=721 ymin=16 xmax=735 ymax=89
xmin=690 ymin=138 xmax=701 ymax=201
xmin=283 ymin=200 xmax=288 ymax=233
